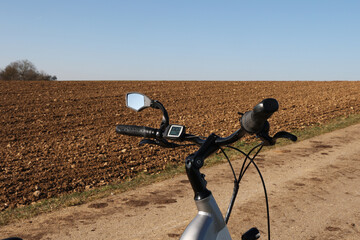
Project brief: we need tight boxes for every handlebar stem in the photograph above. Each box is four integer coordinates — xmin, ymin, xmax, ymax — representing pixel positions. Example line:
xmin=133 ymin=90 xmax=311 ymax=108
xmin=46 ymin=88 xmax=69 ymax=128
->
xmin=186 ymin=133 xmax=219 ymax=200
xmin=184 ymin=129 xmax=248 ymax=200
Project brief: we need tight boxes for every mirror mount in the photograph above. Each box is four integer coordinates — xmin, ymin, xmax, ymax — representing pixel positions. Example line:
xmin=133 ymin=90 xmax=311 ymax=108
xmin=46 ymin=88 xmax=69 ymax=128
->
xmin=151 ymin=100 xmax=169 ymax=132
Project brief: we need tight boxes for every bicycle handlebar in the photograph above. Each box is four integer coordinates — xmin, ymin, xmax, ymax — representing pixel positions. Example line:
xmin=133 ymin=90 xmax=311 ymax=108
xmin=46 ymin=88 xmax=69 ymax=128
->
xmin=116 ymin=98 xmax=280 ymax=144
xmin=116 ymin=125 xmax=158 ymax=138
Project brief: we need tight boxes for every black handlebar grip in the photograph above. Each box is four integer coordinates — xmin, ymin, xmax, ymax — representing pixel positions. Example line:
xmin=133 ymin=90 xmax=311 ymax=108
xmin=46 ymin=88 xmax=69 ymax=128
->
xmin=116 ymin=125 xmax=157 ymax=138
xmin=241 ymin=98 xmax=279 ymax=134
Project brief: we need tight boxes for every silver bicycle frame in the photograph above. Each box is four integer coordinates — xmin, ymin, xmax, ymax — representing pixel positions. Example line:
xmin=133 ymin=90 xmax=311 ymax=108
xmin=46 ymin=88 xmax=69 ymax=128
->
xmin=180 ymin=193 xmax=232 ymax=240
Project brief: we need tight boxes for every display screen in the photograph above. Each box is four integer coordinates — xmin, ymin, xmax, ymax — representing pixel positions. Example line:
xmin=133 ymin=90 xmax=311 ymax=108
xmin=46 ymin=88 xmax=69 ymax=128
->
xmin=168 ymin=126 xmax=183 ymax=137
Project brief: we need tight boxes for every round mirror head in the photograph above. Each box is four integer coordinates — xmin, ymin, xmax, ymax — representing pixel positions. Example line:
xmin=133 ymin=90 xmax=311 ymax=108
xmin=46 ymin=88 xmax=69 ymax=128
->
xmin=126 ymin=92 xmax=152 ymax=112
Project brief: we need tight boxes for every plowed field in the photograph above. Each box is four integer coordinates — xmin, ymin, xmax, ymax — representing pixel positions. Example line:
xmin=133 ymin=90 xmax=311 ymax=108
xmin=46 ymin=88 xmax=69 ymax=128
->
xmin=1 ymin=81 xmax=359 ymax=210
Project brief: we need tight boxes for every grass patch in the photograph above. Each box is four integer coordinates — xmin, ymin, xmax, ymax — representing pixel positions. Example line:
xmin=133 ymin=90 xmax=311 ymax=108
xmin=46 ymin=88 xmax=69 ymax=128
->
xmin=292 ymin=114 xmax=360 ymax=141
xmin=1 ymin=113 xmax=360 ymax=226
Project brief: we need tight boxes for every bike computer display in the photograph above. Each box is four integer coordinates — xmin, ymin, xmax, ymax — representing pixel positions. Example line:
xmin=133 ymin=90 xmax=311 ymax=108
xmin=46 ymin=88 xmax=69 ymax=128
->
xmin=164 ymin=124 xmax=185 ymax=139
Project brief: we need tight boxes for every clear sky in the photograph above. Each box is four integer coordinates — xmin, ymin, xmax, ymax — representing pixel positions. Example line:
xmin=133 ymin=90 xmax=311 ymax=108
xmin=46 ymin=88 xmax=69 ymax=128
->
xmin=1 ymin=0 xmax=359 ymax=80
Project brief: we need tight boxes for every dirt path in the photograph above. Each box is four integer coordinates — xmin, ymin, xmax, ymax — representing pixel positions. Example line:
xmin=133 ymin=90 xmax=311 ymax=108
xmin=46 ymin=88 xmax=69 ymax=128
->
xmin=2 ymin=124 xmax=360 ymax=240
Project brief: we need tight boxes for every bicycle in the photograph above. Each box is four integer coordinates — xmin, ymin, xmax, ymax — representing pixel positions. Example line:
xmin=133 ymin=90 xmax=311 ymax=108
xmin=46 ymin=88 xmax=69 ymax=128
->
xmin=116 ymin=92 xmax=297 ymax=240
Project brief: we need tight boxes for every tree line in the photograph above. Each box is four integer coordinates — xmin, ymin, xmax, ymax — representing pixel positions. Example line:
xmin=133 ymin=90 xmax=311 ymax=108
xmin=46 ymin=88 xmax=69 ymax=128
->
xmin=0 ymin=60 xmax=57 ymax=81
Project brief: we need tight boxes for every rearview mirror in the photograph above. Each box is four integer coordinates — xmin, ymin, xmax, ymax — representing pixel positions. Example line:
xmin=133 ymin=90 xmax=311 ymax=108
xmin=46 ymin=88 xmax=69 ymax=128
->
xmin=126 ymin=92 xmax=152 ymax=112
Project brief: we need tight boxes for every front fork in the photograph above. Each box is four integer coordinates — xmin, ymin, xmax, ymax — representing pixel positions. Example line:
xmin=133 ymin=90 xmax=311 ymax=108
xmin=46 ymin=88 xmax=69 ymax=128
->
xmin=180 ymin=194 xmax=232 ymax=240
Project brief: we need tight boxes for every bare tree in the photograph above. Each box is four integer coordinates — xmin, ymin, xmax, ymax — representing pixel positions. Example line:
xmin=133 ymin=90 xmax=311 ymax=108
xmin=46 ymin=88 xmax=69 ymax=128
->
xmin=0 ymin=64 xmax=20 ymax=80
xmin=0 ymin=60 xmax=57 ymax=81
xmin=17 ymin=60 xmax=37 ymax=80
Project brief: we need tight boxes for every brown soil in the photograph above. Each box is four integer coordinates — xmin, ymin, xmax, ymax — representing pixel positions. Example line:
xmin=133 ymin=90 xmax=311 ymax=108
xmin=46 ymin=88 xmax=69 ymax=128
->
xmin=0 ymin=81 xmax=359 ymax=210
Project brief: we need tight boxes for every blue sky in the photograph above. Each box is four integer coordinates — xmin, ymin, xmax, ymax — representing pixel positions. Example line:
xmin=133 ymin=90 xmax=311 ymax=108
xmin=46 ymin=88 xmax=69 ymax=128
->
xmin=0 ymin=0 xmax=359 ymax=80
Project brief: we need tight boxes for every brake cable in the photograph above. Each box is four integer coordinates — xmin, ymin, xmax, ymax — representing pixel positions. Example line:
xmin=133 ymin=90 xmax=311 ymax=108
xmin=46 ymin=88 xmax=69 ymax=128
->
xmin=221 ymin=143 xmax=271 ymax=240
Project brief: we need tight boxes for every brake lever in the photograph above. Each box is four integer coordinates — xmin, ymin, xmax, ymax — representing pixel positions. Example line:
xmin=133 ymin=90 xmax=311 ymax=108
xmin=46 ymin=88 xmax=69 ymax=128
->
xmin=273 ymin=131 xmax=297 ymax=142
xmin=257 ymin=121 xmax=297 ymax=146
xmin=139 ymin=138 xmax=195 ymax=148
xmin=139 ymin=138 xmax=179 ymax=148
